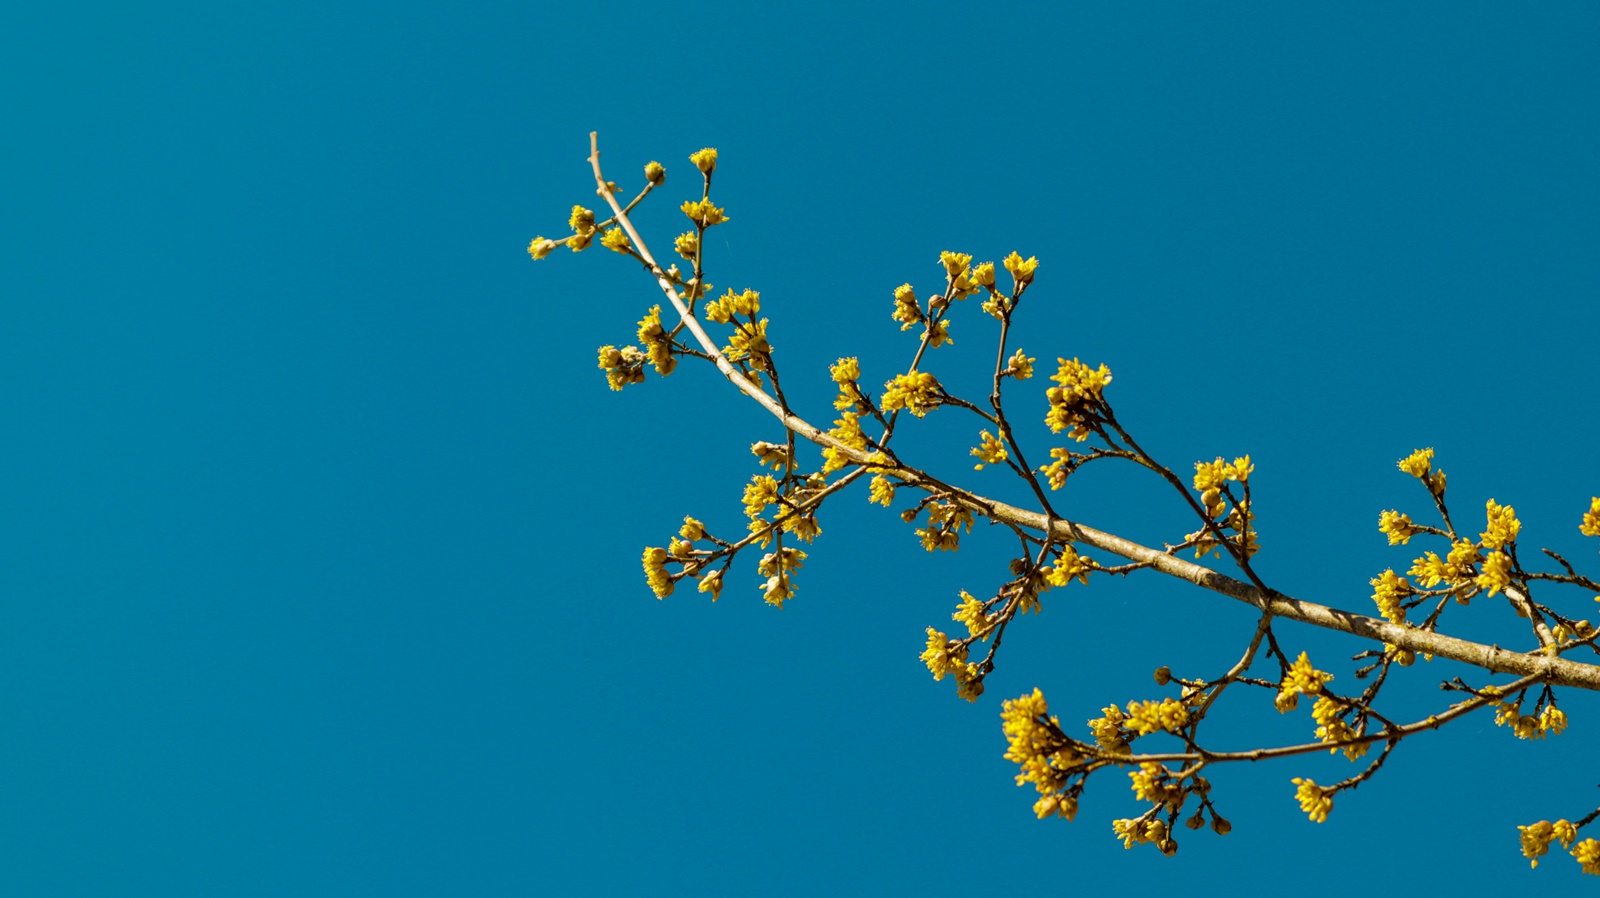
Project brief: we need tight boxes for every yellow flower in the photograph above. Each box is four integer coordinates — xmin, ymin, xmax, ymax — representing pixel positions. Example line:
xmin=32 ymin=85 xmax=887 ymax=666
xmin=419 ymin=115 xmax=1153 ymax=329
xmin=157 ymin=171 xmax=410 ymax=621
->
xmin=972 ymin=261 xmax=996 ymax=288
xmin=1003 ymin=251 xmax=1039 ymax=288
xmin=1378 ymin=510 xmax=1419 ymax=545
xmin=742 ymin=475 xmax=780 ymax=520
xmin=689 ymin=147 xmax=717 ymax=174
xmin=696 ymin=568 xmax=723 ymax=601
xmin=868 ymin=475 xmax=896 ymax=507
xmin=881 ymin=371 xmax=942 ymax=417
xmin=1476 ymin=550 xmax=1512 ymax=597
xmin=1124 ymin=697 xmax=1188 ymax=736
xmin=1369 ymin=569 xmax=1411 ymax=624
xmin=674 ymin=231 xmax=699 ymax=260
xmin=1520 ymin=820 xmax=1557 ymax=868
xmin=568 ymin=205 xmax=596 ymax=234
xmin=1043 ymin=543 xmax=1092 ymax=587
xmin=1581 ymin=497 xmax=1600 ymax=538
xmin=596 ymin=344 xmax=647 ymax=391
xmin=971 ymin=430 xmax=1009 ymax=470
xmin=1312 ymin=696 xmax=1368 ymax=760
xmin=1007 ymin=349 xmax=1035 ymax=380
xmin=642 ymin=546 xmax=673 ymax=599
xmin=1539 ymin=705 xmax=1567 ymax=736
xmin=1275 ymin=652 xmax=1333 ymax=712
xmin=644 ymin=160 xmax=666 ymax=185
xmin=830 ymin=357 xmax=860 ymax=384
xmin=1044 ymin=358 xmax=1112 ymax=441
xmin=1088 ymin=705 xmax=1129 ymax=751
xmin=1481 ymin=499 xmax=1521 ymax=549
xmin=679 ymin=516 xmax=707 ymax=541
xmin=1129 ymin=762 xmax=1173 ymax=804
xmin=1292 ymin=778 xmax=1332 ymax=823
xmin=939 ymin=250 xmax=973 ymax=278
xmin=527 ymin=236 xmax=560 ymax=260
xmin=953 ymin=590 xmax=994 ymax=639
xmin=681 ymin=199 xmax=728 ymax=227
xmin=725 ymin=318 xmax=771 ymax=366
xmin=600 ymin=227 xmax=632 ymax=254
xmin=891 ymin=283 xmax=922 ymax=330
xmin=822 ymin=412 xmax=867 ymax=473
xmin=567 ymin=230 xmax=593 ymax=252
xmin=926 ymin=319 xmax=954 ymax=348
xmin=1397 ymin=447 xmax=1434 ymax=478
xmin=1572 ymin=838 xmax=1600 ymax=875
xmin=920 ymin=628 xmax=966 ymax=680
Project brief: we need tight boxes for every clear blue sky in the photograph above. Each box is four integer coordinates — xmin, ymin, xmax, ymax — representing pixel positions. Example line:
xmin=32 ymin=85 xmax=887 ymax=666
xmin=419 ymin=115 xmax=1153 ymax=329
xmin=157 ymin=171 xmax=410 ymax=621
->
xmin=4 ymin=1 xmax=1599 ymax=894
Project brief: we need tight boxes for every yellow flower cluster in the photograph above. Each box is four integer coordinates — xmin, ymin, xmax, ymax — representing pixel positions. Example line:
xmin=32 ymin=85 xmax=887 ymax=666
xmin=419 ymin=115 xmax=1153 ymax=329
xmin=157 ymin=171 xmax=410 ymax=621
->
xmin=527 ymin=236 xmax=562 ymax=259
xmin=925 ymin=318 xmax=953 ymax=348
xmin=743 ymin=474 xmax=780 ymax=521
xmin=1129 ymin=762 xmax=1177 ymax=805
xmin=1518 ymin=819 xmax=1579 ymax=868
xmin=600 ymin=227 xmax=631 ymax=254
xmin=953 ymin=590 xmax=994 ymax=639
xmin=1112 ymin=817 xmax=1171 ymax=852
xmin=1377 ymin=510 xmax=1419 ymax=545
xmin=1000 ymin=689 xmax=1078 ymax=815
xmin=1275 ymin=652 xmax=1333 ymax=712
xmin=881 ymin=371 xmax=942 ymax=417
xmin=689 ymin=147 xmax=717 ymax=175
xmin=891 ymin=283 xmax=922 ymax=330
xmin=1580 ymin=497 xmax=1600 ymax=538
xmin=913 ymin=501 xmax=974 ymax=552
xmin=596 ymin=344 xmax=647 ymax=391
xmin=1123 ymin=697 xmax=1189 ymax=737
xmin=636 ymin=305 xmax=676 ymax=375
xmin=673 ymin=231 xmax=698 ymax=260
xmin=750 ymin=441 xmax=794 ymax=471
xmin=1037 ymin=447 xmax=1076 ymax=491
xmin=1490 ymin=697 xmax=1567 ymax=740
xmin=756 ymin=546 xmax=806 ymax=608
xmin=642 ymin=546 xmax=673 ymax=598
xmin=1006 ymin=349 xmax=1035 ymax=380
xmin=1481 ymin=499 xmax=1521 ymax=549
xmin=971 ymin=430 xmax=1009 ymax=470
xmin=1088 ymin=705 xmax=1130 ymax=752
xmin=921 ymin=628 xmax=983 ymax=700
xmin=1193 ymin=456 xmax=1253 ymax=519
xmin=822 ymin=412 xmax=868 ymax=473
xmin=1476 ymin=550 xmax=1513 ymax=596
xmin=681 ymin=199 xmax=728 ymax=227
xmin=868 ymin=474 xmax=896 ymax=507
xmin=1575 ymin=838 xmax=1600 ymax=875
xmin=1369 ymin=569 xmax=1412 ymax=624
xmin=1408 ymin=538 xmax=1482 ymax=596
xmin=1398 ymin=447 xmax=1446 ymax=494
xmin=703 ymin=288 xmax=760 ymax=324
xmin=938 ymin=251 xmax=980 ymax=301
xmin=1043 ymin=543 xmax=1093 ymax=587
xmin=1312 ymin=696 xmax=1368 ymax=760
xmin=1003 ymin=251 xmax=1039 ymax=288
xmin=1291 ymin=778 xmax=1332 ymax=823
xmin=1044 ymin=358 xmax=1112 ymax=441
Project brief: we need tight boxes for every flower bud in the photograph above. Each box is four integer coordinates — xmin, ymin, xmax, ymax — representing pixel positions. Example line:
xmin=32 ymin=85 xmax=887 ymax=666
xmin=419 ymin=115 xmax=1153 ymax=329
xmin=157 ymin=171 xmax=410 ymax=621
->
xmin=645 ymin=161 xmax=666 ymax=185
xmin=1211 ymin=814 xmax=1232 ymax=835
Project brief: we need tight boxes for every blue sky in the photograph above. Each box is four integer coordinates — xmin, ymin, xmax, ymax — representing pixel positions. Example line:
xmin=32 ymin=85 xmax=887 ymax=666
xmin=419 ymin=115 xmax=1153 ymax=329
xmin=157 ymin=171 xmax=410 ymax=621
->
xmin=5 ymin=1 xmax=1600 ymax=894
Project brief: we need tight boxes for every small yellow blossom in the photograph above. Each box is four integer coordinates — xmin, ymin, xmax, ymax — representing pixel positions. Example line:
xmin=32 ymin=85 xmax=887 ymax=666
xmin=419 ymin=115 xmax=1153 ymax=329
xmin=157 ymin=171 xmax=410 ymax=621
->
xmin=881 ymin=371 xmax=943 ymax=417
xmin=600 ymin=227 xmax=631 ymax=254
xmin=1292 ymin=778 xmax=1333 ymax=823
xmin=1370 ymin=569 xmax=1411 ymax=624
xmin=696 ymin=568 xmax=723 ymax=601
xmin=1124 ymin=697 xmax=1189 ymax=736
xmin=567 ymin=230 xmax=593 ymax=252
xmin=596 ymin=344 xmax=647 ymax=391
xmin=1275 ymin=652 xmax=1333 ymax=712
xmin=920 ymin=628 xmax=966 ymax=680
xmin=1088 ymin=705 xmax=1129 ymax=751
xmin=1540 ymin=705 xmax=1567 ymax=736
xmin=972 ymin=261 xmax=996 ymax=288
xmin=1476 ymin=550 xmax=1512 ymax=596
xmin=681 ymin=199 xmax=728 ymax=227
xmin=1580 ymin=497 xmax=1600 ymax=538
xmin=1378 ymin=510 xmax=1419 ymax=545
xmin=953 ymin=590 xmax=994 ymax=639
xmin=674 ymin=231 xmax=699 ymax=260
xmin=868 ymin=475 xmax=896 ymax=507
xmin=527 ymin=236 xmax=560 ymax=260
xmin=1006 ymin=349 xmax=1035 ymax=380
xmin=1572 ymin=838 xmax=1600 ymax=875
xmin=1312 ymin=696 xmax=1368 ymax=760
xmin=642 ymin=546 xmax=673 ymax=599
xmin=971 ymin=430 xmax=1009 ymax=470
xmin=679 ymin=516 xmax=707 ymax=541
xmin=830 ymin=357 xmax=860 ymax=384
xmin=1003 ymin=251 xmax=1039 ymax=288
xmin=1520 ymin=820 xmax=1559 ymax=868
xmin=1481 ymin=499 xmax=1521 ymax=549
xmin=1043 ymin=543 xmax=1092 ymax=587
xmin=725 ymin=318 xmax=771 ymax=367
xmin=1398 ymin=447 xmax=1434 ymax=478
xmin=742 ymin=474 xmax=781 ymax=520
xmin=822 ymin=412 xmax=867 ymax=473
xmin=1045 ymin=358 xmax=1112 ymax=441
xmin=891 ymin=283 xmax=921 ymax=330
xmin=644 ymin=160 xmax=665 ymax=185
xmin=689 ymin=147 xmax=717 ymax=174
xmin=1129 ymin=762 xmax=1173 ymax=804
xmin=940 ymin=250 xmax=973 ymax=278
xmin=568 ymin=205 xmax=596 ymax=235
